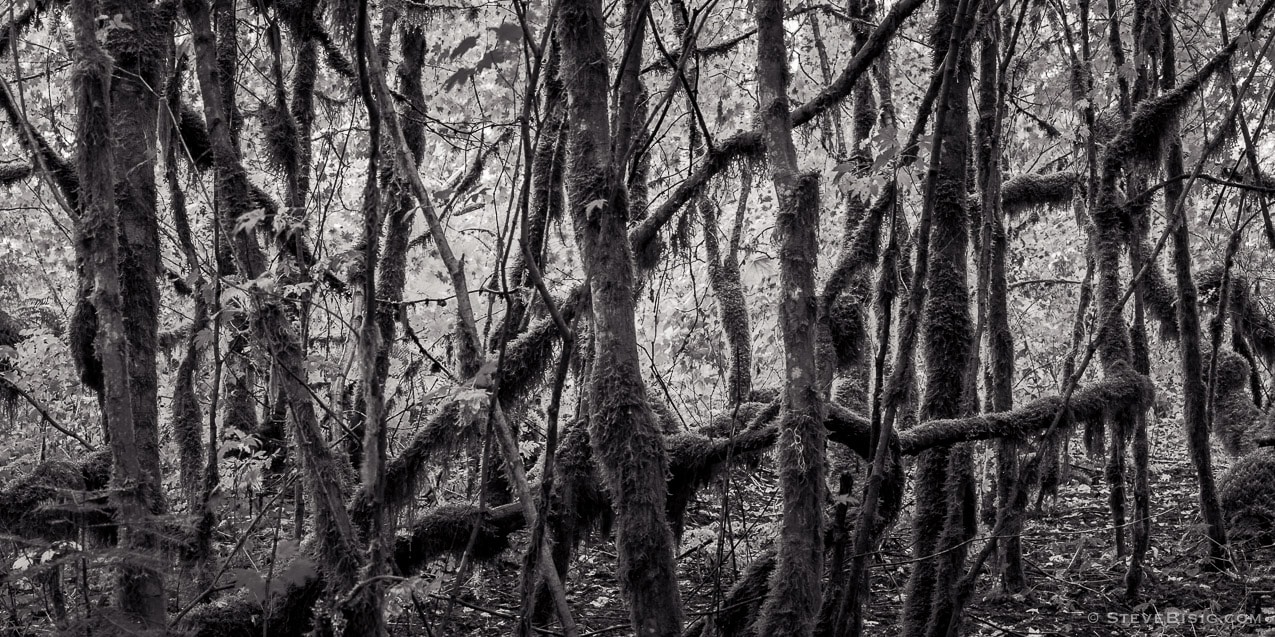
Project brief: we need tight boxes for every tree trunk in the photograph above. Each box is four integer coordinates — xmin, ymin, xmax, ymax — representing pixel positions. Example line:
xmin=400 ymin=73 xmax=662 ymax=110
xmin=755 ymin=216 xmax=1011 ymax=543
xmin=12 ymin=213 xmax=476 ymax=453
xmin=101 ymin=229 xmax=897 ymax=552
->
xmin=753 ymin=0 xmax=827 ymax=635
xmin=1162 ymin=16 xmax=1230 ymax=568
xmin=975 ymin=5 xmax=1023 ymax=593
xmin=903 ymin=0 xmax=978 ymax=634
xmin=557 ymin=0 xmax=684 ymax=633
xmin=105 ymin=0 xmax=165 ymax=509
xmin=71 ymin=0 xmax=165 ymax=627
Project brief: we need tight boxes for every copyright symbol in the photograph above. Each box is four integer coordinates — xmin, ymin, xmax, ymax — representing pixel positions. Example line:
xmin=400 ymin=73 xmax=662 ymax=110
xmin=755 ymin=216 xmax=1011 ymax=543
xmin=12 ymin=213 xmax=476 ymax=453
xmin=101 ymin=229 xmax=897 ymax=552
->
xmin=1088 ymin=613 xmax=1100 ymax=624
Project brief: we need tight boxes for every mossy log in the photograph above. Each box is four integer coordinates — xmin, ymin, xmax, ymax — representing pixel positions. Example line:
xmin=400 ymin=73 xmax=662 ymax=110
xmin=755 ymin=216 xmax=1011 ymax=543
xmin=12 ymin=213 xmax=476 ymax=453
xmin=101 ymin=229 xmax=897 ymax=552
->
xmin=393 ymin=503 xmax=525 ymax=573
xmin=667 ymin=427 xmax=779 ymax=537
xmin=183 ymin=366 xmax=1148 ymax=635
xmin=181 ymin=402 xmax=888 ymax=637
xmin=180 ymin=570 xmax=325 ymax=637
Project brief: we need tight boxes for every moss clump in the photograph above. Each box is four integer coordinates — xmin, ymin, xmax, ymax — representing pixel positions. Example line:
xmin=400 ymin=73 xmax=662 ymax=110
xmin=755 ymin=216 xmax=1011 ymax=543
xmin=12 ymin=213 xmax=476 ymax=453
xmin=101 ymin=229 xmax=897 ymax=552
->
xmin=1212 ymin=348 xmax=1273 ymax=457
xmin=999 ymin=171 xmax=1076 ymax=217
xmin=260 ymin=103 xmax=299 ymax=173
xmin=180 ymin=564 xmax=325 ymax=637
xmin=1131 ymin=241 xmax=1180 ymax=340
xmin=0 ymin=451 xmax=110 ymax=539
xmin=650 ymin=399 xmax=682 ymax=434
xmin=178 ymin=101 xmax=214 ymax=170
xmin=1220 ymin=449 xmax=1275 ymax=544
xmin=0 ymin=162 xmax=31 ymax=185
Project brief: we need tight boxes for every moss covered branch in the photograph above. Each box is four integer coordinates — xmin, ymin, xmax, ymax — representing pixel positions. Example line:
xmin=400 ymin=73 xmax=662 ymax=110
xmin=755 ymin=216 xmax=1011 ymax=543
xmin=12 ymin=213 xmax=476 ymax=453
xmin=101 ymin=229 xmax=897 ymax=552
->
xmin=898 ymin=364 xmax=1154 ymax=454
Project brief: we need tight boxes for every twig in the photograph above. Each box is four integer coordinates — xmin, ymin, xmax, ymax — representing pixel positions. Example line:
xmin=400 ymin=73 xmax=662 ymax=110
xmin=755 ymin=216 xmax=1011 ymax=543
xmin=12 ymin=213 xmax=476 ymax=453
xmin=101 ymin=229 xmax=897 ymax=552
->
xmin=0 ymin=377 xmax=93 ymax=450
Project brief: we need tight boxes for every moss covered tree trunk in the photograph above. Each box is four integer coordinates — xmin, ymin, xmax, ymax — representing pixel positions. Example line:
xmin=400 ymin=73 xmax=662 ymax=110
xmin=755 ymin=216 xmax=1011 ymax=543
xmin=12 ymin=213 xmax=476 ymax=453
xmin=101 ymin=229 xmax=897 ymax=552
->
xmin=753 ymin=0 xmax=828 ymax=635
xmin=903 ymin=0 xmax=978 ymax=634
xmin=104 ymin=0 xmax=165 ymax=508
xmin=557 ymin=0 xmax=684 ymax=633
xmin=1162 ymin=12 xmax=1230 ymax=569
xmin=975 ymin=5 xmax=1023 ymax=593
xmin=680 ymin=0 xmax=754 ymax=407
xmin=71 ymin=0 xmax=165 ymax=627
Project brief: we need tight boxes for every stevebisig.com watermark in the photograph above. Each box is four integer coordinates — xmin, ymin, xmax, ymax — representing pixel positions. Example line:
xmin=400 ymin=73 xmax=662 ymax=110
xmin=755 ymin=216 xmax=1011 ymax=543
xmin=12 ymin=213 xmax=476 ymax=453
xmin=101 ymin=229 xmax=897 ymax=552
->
xmin=1087 ymin=610 xmax=1275 ymax=627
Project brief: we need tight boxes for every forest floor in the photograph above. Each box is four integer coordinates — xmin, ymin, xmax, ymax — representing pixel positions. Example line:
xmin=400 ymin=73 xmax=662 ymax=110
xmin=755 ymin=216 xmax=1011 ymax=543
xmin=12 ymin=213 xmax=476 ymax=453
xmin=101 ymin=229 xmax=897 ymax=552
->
xmin=389 ymin=418 xmax=1275 ymax=637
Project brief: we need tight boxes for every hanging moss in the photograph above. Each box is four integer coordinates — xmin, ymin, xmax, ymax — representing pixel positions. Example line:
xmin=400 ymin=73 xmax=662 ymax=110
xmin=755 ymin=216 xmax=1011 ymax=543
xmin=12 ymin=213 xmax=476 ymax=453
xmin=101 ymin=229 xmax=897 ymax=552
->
xmin=259 ymin=103 xmax=299 ymax=173
xmin=999 ymin=171 xmax=1077 ymax=217
xmin=68 ymin=287 xmax=102 ymax=397
xmin=178 ymin=101 xmax=214 ymax=170
xmin=173 ymin=293 xmax=208 ymax=507
xmin=1133 ymin=241 xmax=1180 ymax=340
xmin=1199 ymin=267 xmax=1275 ymax=364
xmin=829 ymin=276 xmax=871 ymax=376
xmin=634 ymin=231 xmax=667 ymax=271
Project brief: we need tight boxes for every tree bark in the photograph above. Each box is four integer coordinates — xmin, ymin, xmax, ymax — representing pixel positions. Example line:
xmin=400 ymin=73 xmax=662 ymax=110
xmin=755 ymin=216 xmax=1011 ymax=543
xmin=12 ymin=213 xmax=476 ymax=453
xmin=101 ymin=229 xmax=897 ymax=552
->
xmin=974 ymin=4 xmax=1023 ymax=593
xmin=903 ymin=0 xmax=978 ymax=634
xmin=104 ymin=0 xmax=165 ymax=508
